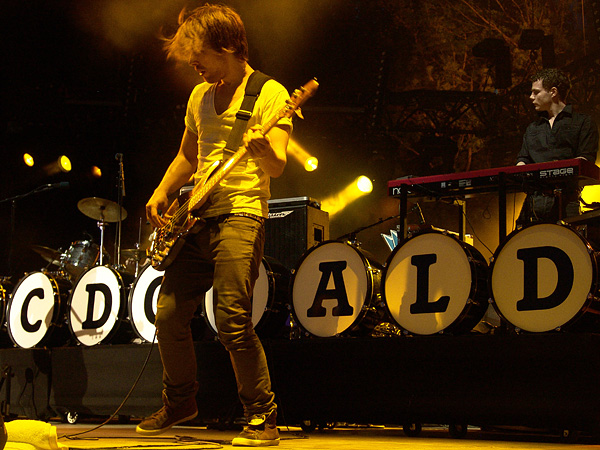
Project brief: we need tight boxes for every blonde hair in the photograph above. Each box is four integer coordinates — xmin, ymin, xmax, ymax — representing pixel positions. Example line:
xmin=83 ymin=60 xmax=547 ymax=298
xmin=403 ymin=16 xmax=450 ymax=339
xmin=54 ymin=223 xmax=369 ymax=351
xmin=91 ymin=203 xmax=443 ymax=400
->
xmin=163 ymin=4 xmax=249 ymax=62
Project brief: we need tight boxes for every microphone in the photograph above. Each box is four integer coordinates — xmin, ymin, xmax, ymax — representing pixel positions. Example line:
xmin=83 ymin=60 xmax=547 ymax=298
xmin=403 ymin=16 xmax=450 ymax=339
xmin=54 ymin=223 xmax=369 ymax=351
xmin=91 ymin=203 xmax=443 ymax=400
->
xmin=43 ymin=182 xmax=70 ymax=190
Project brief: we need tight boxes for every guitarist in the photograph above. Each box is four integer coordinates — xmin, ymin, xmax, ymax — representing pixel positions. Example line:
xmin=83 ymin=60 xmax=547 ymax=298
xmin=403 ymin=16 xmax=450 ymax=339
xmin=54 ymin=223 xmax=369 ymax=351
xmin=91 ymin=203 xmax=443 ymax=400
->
xmin=139 ymin=5 xmax=292 ymax=446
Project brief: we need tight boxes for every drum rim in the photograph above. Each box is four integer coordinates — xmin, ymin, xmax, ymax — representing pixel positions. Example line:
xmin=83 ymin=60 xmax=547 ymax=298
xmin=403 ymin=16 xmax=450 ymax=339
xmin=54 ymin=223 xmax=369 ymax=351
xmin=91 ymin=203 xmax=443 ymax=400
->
xmin=489 ymin=222 xmax=599 ymax=332
xmin=7 ymin=271 xmax=66 ymax=348
xmin=290 ymin=240 xmax=381 ymax=338
xmin=66 ymin=264 xmax=128 ymax=345
xmin=382 ymin=229 xmax=489 ymax=335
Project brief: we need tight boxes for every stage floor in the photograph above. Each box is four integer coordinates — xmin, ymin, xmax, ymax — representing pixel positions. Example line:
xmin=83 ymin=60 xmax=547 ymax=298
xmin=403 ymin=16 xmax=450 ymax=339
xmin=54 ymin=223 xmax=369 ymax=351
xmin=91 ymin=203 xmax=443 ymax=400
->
xmin=51 ymin=422 xmax=600 ymax=450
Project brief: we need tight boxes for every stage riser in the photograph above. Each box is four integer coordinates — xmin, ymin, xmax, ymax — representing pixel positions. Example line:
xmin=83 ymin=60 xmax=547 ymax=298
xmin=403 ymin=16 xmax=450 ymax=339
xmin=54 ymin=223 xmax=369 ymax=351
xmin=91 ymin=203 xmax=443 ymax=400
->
xmin=1 ymin=334 xmax=599 ymax=432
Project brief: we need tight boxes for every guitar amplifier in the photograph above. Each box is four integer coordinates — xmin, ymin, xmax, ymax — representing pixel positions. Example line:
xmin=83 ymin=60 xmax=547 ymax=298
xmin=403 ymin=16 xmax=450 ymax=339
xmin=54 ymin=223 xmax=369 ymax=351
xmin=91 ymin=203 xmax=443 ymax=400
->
xmin=265 ymin=197 xmax=329 ymax=271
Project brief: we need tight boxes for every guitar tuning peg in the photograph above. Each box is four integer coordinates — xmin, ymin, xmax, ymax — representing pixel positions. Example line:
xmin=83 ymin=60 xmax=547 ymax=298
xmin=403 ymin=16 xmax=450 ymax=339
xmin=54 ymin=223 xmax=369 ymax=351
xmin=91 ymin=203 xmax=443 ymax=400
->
xmin=295 ymin=108 xmax=305 ymax=119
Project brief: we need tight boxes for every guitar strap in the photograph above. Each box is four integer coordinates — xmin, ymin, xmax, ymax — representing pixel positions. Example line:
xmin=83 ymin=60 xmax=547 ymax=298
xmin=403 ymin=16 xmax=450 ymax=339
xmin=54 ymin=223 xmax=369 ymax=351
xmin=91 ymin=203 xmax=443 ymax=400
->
xmin=222 ymin=70 xmax=272 ymax=161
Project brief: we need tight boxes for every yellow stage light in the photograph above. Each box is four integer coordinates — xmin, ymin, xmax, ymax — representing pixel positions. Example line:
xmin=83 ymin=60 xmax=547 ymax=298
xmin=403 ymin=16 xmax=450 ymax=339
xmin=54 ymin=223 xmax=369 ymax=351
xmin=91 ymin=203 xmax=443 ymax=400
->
xmin=357 ymin=175 xmax=373 ymax=193
xmin=58 ymin=155 xmax=72 ymax=172
xmin=43 ymin=155 xmax=72 ymax=176
xmin=304 ymin=157 xmax=318 ymax=172
xmin=288 ymin=139 xmax=318 ymax=172
xmin=321 ymin=176 xmax=374 ymax=217
xmin=23 ymin=153 xmax=34 ymax=167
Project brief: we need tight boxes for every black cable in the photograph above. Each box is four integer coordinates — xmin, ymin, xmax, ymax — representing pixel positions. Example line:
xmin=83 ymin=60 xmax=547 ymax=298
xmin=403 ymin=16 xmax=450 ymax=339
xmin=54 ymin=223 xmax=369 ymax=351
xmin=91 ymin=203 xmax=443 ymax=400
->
xmin=59 ymin=332 xmax=157 ymax=440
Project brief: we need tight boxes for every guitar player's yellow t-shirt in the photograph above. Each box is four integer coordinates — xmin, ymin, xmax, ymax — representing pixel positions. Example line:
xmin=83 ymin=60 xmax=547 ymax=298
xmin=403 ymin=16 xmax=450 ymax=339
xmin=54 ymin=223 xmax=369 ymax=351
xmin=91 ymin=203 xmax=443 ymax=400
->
xmin=185 ymin=77 xmax=292 ymax=219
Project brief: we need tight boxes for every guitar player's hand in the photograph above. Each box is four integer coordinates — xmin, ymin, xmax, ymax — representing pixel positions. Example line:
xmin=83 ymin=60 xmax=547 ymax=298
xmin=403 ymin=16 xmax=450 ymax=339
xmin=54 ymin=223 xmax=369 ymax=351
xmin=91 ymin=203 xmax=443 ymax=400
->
xmin=146 ymin=190 xmax=170 ymax=228
xmin=243 ymin=124 xmax=289 ymax=178
xmin=244 ymin=125 xmax=272 ymax=160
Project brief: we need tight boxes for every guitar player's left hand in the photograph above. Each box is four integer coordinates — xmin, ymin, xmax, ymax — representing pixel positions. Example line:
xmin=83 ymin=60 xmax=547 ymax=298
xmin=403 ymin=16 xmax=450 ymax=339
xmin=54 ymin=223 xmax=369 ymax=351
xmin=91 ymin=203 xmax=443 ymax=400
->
xmin=244 ymin=125 xmax=272 ymax=160
xmin=243 ymin=124 xmax=289 ymax=178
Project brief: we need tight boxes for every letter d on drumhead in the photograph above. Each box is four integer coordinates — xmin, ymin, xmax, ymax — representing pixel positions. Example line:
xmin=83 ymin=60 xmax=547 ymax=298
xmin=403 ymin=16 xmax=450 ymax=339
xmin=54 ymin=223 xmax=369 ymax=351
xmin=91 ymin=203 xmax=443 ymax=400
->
xmin=491 ymin=224 xmax=595 ymax=332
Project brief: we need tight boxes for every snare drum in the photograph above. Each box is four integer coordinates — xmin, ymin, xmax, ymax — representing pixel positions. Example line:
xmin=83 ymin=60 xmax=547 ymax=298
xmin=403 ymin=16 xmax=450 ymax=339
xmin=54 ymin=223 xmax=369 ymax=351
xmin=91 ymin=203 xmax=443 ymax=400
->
xmin=128 ymin=264 xmax=164 ymax=342
xmin=291 ymin=241 xmax=384 ymax=338
xmin=490 ymin=223 xmax=600 ymax=332
xmin=383 ymin=230 xmax=489 ymax=335
xmin=7 ymin=272 xmax=71 ymax=348
xmin=68 ymin=265 xmax=132 ymax=346
xmin=61 ymin=240 xmax=101 ymax=279
xmin=203 ymin=256 xmax=291 ymax=338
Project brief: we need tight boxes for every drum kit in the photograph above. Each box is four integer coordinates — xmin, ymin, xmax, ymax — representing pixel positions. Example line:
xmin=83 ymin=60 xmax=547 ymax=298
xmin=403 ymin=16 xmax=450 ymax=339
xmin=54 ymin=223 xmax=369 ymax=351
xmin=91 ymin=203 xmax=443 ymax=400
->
xmin=7 ymin=197 xmax=148 ymax=349
xmin=3 ymin=189 xmax=600 ymax=350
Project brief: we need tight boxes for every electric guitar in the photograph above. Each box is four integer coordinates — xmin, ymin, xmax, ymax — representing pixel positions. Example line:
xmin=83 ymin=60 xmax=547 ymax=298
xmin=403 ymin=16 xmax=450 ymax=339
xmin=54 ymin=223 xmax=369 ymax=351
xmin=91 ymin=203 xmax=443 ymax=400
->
xmin=148 ymin=78 xmax=319 ymax=270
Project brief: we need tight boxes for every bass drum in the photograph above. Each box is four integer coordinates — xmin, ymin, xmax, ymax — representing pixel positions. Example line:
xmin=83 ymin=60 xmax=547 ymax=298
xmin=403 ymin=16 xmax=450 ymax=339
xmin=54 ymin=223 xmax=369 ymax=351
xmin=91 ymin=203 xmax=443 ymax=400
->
xmin=7 ymin=272 xmax=71 ymax=348
xmin=291 ymin=241 xmax=385 ymax=338
xmin=203 ymin=256 xmax=291 ymax=338
xmin=68 ymin=265 xmax=133 ymax=346
xmin=490 ymin=223 xmax=600 ymax=332
xmin=128 ymin=263 xmax=164 ymax=343
xmin=383 ymin=230 xmax=489 ymax=335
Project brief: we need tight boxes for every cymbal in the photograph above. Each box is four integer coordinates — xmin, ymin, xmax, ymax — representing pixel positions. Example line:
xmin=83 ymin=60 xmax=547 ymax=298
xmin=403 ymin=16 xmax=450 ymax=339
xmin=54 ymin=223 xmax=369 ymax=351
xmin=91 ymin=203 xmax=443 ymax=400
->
xmin=121 ymin=248 xmax=146 ymax=260
xmin=30 ymin=245 xmax=63 ymax=265
xmin=77 ymin=197 xmax=127 ymax=222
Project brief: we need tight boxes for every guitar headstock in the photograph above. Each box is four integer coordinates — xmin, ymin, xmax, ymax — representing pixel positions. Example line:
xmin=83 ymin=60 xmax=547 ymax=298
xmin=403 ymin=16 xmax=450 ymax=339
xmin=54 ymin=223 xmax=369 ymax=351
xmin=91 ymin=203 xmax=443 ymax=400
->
xmin=284 ymin=78 xmax=319 ymax=120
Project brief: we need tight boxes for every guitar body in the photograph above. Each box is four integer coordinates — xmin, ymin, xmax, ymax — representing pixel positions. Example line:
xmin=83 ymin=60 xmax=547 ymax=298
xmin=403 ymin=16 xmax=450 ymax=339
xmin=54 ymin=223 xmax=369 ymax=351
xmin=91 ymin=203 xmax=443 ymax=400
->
xmin=147 ymin=161 xmax=220 ymax=270
xmin=147 ymin=78 xmax=319 ymax=270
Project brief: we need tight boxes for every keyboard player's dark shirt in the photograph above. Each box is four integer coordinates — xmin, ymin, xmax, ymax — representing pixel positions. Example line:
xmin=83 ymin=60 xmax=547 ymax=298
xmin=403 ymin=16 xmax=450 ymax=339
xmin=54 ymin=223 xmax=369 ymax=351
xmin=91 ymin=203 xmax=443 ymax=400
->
xmin=517 ymin=104 xmax=598 ymax=165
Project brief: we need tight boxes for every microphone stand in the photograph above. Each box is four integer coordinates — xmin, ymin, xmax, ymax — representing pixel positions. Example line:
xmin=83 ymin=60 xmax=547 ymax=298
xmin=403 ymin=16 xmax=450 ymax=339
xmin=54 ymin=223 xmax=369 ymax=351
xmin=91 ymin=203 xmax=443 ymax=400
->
xmin=0 ymin=183 xmax=69 ymax=277
xmin=114 ymin=154 xmax=126 ymax=270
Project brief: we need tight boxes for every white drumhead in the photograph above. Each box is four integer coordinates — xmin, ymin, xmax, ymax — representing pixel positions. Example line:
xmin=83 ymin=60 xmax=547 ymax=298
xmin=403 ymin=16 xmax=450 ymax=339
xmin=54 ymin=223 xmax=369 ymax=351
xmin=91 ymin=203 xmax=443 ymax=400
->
xmin=129 ymin=264 xmax=164 ymax=342
xmin=491 ymin=224 xmax=594 ymax=332
xmin=292 ymin=242 xmax=370 ymax=337
xmin=204 ymin=260 xmax=269 ymax=335
xmin=384 ymin=232 xmax=473 ymax=335
xmin=68 ymin=266 xmax=123 ymax=346
xmin=8 ymin=272 xmax=59 ymax=348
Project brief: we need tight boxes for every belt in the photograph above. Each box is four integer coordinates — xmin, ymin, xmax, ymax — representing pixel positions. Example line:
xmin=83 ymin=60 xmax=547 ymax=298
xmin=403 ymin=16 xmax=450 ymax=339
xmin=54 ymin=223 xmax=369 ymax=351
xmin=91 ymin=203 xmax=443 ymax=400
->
xmin=204 ymin=212 xmax=265 ymax=225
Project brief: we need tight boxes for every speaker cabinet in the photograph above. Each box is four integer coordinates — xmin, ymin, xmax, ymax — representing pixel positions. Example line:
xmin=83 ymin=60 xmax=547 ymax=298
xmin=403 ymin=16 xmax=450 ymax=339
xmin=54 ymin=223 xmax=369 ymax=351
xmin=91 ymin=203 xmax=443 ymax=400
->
xmin=265 ymin=197 xmax=329 ymax=270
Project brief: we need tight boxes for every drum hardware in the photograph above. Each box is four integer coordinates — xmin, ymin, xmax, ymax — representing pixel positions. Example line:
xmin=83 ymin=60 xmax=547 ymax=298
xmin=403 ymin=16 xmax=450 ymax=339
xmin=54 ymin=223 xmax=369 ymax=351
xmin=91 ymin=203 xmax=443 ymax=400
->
xmin=0 ymin=364 xmax=15 ymax=420
xmin=383 ymin=229 xmax=489 ymax=336
xmin=77 ymin=197 xmax=127 ymax=266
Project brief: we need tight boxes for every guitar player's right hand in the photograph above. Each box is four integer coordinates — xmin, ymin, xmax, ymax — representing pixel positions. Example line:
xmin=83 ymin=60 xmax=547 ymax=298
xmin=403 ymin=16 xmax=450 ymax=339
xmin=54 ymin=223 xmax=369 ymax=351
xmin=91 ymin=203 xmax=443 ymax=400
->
xmin=146 ymin=190 xmax=169 ymax=228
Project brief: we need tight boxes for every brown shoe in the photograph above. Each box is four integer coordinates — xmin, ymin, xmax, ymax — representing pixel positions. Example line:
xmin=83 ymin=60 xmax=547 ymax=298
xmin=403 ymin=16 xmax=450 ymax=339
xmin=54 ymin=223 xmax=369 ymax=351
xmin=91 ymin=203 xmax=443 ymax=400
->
xmin=232 ymin=409 xmax=279 ymax=446
xmin=135 ymin=398 xmax=198 ymax=436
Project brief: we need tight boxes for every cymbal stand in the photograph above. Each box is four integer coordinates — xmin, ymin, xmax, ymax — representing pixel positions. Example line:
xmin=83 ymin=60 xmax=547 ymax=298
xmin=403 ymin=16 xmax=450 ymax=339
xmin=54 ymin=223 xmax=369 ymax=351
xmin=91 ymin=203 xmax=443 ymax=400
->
xmin=114 ymin=153 xmax=126 ymax=269
xmin=134 ymin=217 xmax=142 ymax=277
xmin=97 ymin=221 xmax=107 ymax=265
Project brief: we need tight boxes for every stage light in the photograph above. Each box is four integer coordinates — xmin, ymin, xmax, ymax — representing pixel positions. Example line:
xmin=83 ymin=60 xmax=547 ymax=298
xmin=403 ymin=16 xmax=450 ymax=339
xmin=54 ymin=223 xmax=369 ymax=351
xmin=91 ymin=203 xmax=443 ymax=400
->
xmin=357 ymin=175 xmax=373 ymax=193
xmin=23 ymin=153 xmax=34 ymax=167
xmin=321 ymin=176 xmax=374 ymax=217
xmin=304 ymin=157 xmax=318 ymax=172
xmin=91 ymin=165 xmax=102 ymax=178
xmin=58 ymin=155 xmax=72 ymax=172
xmin=288 ymin=139 xmax=318 ymax=172
xmin=43 ymin=155 xmax=72 ymax=176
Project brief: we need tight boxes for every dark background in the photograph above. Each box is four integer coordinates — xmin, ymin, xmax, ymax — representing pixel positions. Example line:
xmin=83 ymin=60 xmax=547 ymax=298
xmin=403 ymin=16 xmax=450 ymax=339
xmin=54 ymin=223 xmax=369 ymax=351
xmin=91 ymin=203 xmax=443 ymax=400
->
xmin=0 ymin=0 xmax=408 ymax=279
xmin=1 ymin=0 xmax=598 ymax=281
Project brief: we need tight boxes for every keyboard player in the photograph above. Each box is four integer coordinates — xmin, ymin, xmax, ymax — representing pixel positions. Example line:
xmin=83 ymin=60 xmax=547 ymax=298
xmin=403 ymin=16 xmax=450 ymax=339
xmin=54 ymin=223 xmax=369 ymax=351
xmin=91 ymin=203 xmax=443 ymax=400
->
xmin=516 ymin=68 xmax=599 ymax=225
